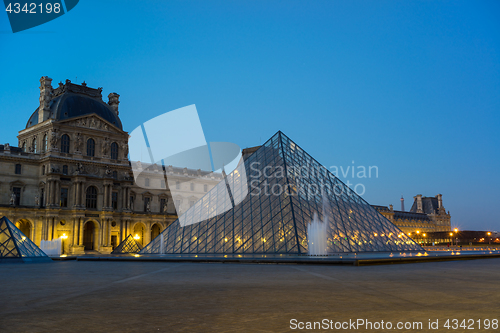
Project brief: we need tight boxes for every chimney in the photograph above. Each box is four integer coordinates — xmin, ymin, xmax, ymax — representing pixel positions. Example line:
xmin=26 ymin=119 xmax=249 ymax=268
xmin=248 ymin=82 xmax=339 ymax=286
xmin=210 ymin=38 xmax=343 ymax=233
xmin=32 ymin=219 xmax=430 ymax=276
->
xmin=400 ymin=195 xmax=404 ymax=211
xmin=436 ymin=193 xmax=443 ymax=209
xmin=108 ymin=93 xmax=120 ymax=115
xmin=38 ymin=76 xmax=53 ymax=123
xmin=414 ymin=194 xmax=423 ymax=213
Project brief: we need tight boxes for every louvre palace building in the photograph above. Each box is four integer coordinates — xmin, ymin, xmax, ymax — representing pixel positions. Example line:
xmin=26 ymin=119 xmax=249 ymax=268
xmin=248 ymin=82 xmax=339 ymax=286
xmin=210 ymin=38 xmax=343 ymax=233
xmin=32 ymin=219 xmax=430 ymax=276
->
xmin=0 ymin=77 xmax=221 ymax=254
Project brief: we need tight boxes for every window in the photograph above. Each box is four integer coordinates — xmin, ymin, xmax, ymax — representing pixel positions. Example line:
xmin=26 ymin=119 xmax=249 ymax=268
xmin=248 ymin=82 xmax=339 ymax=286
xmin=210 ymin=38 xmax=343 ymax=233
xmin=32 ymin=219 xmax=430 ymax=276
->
xmin=60 ymin=188 xmax=68 ymax=207
xmin=86 ymin=138 xmax=95 ymax=157
xmin=15 ymin=164 xmax=21 ymax=175
xmin=190 ymin=183 xmax=194 ymax=191
xmin=204 ymin=184 xmax=208 ymax=192
xmin=40 ymin=188 xmax=45 ymax=208
xmin=42 ymin=165 xmax=45 ymax=175
xmin=43 ymin=135 xmax=48 ymax=152
xmin=144 ymin=197 xmax=150 ymax=212
xmin=12 ymin=187 xmax=21 ymax=206
xmin=86 ymin=186 xmax=98 ymax=209
xmin=61 ymin=134 xmax=70 ymax=153
xmin=110 ymin=142 xmax=119 ymax=160
xmin=176 ymin=181 xmax=180 ymax=190
xmin=62 ymin=165 xmax=68 ymax=175
xmin=32 ymin=138 xmax=37 ymax=153
xmin=112 ymin=171 xmax=118 ymax=180
xmin=160 ymin=198 xmax=166 ymax=213
xmin=112 ymin=192 xmax=118 ymax=210
xmin=145 ymin=178 xmax=150 ymax=187
xmin=189 ymin=200 xmax=195 ymax=207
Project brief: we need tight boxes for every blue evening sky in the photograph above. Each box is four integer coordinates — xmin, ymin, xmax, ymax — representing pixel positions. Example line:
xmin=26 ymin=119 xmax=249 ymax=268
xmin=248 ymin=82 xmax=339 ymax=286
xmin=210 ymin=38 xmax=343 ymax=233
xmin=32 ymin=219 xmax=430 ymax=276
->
xmin=1 ymin=1 xmax=499 ymax=230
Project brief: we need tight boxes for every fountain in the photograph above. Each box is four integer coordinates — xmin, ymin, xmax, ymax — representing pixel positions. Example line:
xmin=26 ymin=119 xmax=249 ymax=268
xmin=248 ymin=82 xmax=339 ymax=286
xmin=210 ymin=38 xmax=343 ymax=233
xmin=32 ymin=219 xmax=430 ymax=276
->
xmin=307 ymin=189 xmax=330 ymax=256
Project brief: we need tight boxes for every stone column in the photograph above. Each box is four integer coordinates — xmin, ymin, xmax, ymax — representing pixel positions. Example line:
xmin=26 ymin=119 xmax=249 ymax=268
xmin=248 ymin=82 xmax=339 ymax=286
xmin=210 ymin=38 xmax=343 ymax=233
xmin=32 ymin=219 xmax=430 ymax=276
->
xmin=144 ymin=221 xmax=151 ymax=246
xmin=72 ymin=218 xmax=78 ymax=245
xmin=55 ymin=181 xmax=60 ymax=206
xmin=78 ymin=218 xmax=84 ymax=245
xmin=107 ymin=219 xmax=112 ymax=247
xmin=104 ymin=185 xmax=108 ymax=208
xmin=81 ymin=183 xmax=86 ymax=208
xmin=119 ymin=219 xmax=123 ymax=242
xmin=47 ymin=181 xmax=52 ymax=206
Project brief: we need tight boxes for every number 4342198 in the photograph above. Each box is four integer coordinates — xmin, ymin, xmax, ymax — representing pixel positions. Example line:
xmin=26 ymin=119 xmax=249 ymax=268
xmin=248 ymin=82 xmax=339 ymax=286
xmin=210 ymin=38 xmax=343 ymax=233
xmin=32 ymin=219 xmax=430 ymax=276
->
xmin=5 ymin=3 xmax=61 ymax=14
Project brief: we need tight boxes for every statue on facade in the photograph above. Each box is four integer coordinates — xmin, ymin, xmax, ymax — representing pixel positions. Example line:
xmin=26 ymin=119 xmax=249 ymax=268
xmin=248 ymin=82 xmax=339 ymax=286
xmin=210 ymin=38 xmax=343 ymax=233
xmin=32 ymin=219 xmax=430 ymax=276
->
xmin=146 ymin=201 xmax=151 ymax=213
xmin=105 ymin=165 xmax=112 ymax=176
xmin=74 ymin=133 xmax=83 ymax=152
xmin=10 ymin=192 xmax=16 ymax=205
xmin=35 ymin=194 xmax=39 ymax=207
xmin=121 ymin=142 xmax=129 ymax=157
xmin=50 ymin=129 xmax=59 ymax=149
xmin=101 ymin=137 xmax=110 ymax=156
xmin=163 ymin=201 xmax=168 ymax=214
xmin=75 ymin=162 xmax=84 ymax=174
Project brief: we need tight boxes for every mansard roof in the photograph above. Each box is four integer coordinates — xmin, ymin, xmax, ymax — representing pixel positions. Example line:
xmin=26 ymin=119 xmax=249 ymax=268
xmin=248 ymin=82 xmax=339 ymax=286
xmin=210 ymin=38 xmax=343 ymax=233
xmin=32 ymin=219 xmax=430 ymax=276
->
xmin=26 ymin=81 xmax=122 ymax=130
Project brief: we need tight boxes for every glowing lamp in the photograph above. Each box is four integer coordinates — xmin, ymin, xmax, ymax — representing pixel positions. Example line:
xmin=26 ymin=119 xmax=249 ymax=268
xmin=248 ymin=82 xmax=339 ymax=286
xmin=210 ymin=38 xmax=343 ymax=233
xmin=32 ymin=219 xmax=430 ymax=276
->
xmin=134 ymin=234 xmax=140 ymax=240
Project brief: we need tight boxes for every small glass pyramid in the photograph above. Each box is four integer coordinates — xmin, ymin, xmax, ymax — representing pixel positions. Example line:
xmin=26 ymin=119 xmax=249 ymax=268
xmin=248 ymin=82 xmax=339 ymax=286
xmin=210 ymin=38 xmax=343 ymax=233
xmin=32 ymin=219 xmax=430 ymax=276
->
xmin=141 ymin=132 xmax=422 ymax=255
xmin=111 ymin=234 xmax=144 ymax=254
xmin=0 ymin=216 xmax=52 ymax=262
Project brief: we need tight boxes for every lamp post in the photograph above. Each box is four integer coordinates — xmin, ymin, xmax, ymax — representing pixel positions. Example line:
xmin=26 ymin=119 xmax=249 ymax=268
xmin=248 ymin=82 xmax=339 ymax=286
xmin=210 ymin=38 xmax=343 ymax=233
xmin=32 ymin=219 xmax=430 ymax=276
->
xmin=487 ymin=232 xmax=491 ymax=245
xmin=449 ymin=232 xmax=454 ymax=246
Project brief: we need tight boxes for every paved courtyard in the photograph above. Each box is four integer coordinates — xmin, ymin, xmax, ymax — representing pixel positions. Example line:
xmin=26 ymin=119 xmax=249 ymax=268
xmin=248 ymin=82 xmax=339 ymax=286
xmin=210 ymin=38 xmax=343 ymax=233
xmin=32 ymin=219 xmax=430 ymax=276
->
xmin=1 ymin=259 xmax=499 ymax=332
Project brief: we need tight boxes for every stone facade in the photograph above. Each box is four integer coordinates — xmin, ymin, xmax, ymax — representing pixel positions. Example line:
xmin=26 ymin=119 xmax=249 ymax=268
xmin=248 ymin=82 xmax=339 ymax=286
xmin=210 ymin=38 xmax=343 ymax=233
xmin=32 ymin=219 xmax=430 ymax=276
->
xmin=373 ymin=194 xmax=451 ymax=235
xmin=0 ymin=77 xmax=221 ymax=254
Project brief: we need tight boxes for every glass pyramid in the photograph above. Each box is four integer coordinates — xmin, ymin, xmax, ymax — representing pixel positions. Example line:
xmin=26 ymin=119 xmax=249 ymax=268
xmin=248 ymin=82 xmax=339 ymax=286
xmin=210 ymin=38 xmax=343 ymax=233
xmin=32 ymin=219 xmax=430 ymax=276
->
xmin=141 ymin=132 xmax=422 ymax=255
xmin=111 ymin=234 xmax=144 ymax=254
xmin=0 ymin=216 xmax=52 ymax=263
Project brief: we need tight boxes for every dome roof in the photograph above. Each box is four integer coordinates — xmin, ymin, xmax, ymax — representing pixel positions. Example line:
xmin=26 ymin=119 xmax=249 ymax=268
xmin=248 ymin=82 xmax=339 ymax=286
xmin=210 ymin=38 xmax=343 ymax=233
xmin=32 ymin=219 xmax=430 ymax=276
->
xmin=26 ymin=82 xmax=122 ymax=130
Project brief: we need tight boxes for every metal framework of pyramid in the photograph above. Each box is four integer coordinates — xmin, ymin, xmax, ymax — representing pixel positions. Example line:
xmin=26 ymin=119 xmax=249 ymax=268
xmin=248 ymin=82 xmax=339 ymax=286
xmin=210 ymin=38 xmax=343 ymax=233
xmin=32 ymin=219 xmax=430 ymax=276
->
xmin=141 ymin=132 xmax=423 ymax=255
xmin=0 ymin=216 xmax=51 ymax=263
xmin=111 ymin=234 xmax=144 ymax=254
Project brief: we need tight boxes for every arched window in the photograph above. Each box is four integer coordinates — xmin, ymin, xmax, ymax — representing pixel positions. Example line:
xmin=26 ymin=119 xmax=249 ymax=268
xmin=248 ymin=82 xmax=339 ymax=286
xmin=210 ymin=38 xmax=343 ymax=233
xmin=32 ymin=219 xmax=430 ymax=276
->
xmin=86 ymin=186 xmax=98 ymax=209
xmin=32 ymin=137 xmax=37 ymax=153
xmin=43 ymin=134 xmax=48 ymax=152
xmin=87 ymin=138 xmax=95 ymax=157
xmin=61 ymin=134 xmax=70 ymax=153
xmin=110 ymin=142 xmax=119 ymax=160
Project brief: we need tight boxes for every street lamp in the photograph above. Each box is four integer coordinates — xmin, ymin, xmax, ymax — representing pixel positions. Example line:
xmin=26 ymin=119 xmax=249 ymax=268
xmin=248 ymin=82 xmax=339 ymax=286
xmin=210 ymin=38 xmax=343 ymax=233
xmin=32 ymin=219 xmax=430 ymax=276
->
xmin=487 ymin=232 xmax=491 ymax=245
xmin=450 ymin=232 xmax=454 ymax=246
